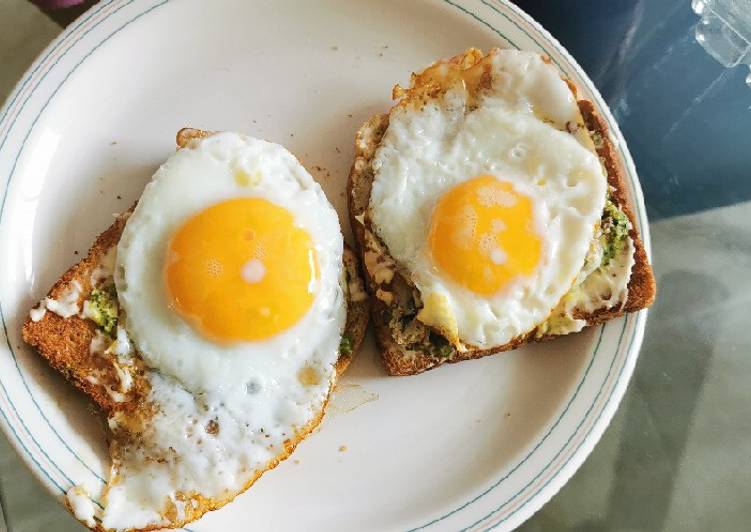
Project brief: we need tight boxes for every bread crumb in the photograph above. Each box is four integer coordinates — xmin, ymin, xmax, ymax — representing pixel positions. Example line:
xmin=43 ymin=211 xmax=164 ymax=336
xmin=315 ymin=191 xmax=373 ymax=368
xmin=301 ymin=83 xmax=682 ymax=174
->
xmin=293 ymin=459 xmax=300 ymax=465
xmin=109 ymin=141 xmax=117 ymax=146
xmin=338 ymin=445 xmax=347 ymax=452
xmin=331 ymin=45 xmax=339 ymax=51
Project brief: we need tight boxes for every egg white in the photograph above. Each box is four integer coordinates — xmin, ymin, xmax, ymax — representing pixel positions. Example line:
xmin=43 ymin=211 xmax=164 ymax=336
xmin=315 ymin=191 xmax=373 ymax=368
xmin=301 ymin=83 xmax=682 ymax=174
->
xmin=104 ymin=132 xmax=345 ymax=529
xmin=369 ymin=51 xmax=607 ymax=349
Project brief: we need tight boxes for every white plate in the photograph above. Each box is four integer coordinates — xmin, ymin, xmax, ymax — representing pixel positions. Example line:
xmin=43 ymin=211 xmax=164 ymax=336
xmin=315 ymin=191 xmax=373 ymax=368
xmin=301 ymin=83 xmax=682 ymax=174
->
xmin=0 ymin=1 xmax=650 ymax=530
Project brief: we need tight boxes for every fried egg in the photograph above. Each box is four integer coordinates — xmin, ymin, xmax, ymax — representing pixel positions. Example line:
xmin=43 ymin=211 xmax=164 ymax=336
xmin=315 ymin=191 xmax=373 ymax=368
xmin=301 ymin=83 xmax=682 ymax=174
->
xmin=101 ymin=132 xmax=345 ymax=529
xmin=369 ymin=49 xmax=607 ymax=349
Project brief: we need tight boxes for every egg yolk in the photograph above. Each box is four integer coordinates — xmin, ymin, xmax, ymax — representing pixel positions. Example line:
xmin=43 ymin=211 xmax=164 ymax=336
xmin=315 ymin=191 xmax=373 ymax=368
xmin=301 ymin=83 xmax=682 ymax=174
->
xmin=428 ymin=175 xmax=542 ymax=295
xmin=164 ymin=198 xmax=318 ymax=342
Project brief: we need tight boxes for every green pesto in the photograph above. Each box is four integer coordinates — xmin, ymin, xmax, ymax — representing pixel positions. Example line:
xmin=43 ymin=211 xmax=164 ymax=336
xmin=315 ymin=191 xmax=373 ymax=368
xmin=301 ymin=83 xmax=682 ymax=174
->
xmin=339 ymin=335 xmax=353 ymax=356
xmin=600 ymin=199 xmax=630 ymax=267
xmin=429 ymin=332 xmax=454 ymax=358
xmin=86 ymin=284 xmax=119 ymax=335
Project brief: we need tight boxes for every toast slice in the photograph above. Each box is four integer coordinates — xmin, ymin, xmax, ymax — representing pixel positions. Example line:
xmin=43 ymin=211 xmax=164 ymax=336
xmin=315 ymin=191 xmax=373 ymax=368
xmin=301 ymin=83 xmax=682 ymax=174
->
xmin=347 ymin=49 xmax=656 ymax=376
xmin=22 ymin=128 xmax=369 ymax=530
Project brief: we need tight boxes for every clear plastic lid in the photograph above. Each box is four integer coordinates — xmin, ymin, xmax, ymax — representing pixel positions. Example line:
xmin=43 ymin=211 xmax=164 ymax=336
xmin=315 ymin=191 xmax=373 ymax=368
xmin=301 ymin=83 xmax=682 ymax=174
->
xmin=692 ymin=0 xmax=751 ymax=86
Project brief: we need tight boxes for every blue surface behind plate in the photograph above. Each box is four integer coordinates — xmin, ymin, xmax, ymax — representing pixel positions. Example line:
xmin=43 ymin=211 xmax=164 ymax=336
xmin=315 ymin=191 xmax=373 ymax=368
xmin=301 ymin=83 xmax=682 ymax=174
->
xmin=517 ymin=0 xmax=751 ymax=221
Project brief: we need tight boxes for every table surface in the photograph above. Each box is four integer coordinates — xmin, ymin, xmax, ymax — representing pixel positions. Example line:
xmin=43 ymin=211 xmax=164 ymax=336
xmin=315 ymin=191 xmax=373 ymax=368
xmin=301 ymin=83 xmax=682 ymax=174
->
xmin=1 ymin=1 xmax=749 ymax=531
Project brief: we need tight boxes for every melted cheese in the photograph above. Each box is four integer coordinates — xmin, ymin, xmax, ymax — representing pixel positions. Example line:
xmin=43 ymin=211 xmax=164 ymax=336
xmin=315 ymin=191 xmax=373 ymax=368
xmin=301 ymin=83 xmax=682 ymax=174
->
xmin=539 ymin=236 xmax=635 ymax=337
xmin=90 ymin=247 xmax=117 ymax=288
xmin=30 ymin=280 xmax=83 ymax=321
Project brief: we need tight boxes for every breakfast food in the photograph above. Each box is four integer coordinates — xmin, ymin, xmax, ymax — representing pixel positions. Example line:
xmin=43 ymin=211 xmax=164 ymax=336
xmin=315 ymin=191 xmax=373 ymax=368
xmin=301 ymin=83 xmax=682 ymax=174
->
xmin=348 ymin=48 xmax=656 ymax=375
xmin=22 ymin=129 xmax=368 ymax=531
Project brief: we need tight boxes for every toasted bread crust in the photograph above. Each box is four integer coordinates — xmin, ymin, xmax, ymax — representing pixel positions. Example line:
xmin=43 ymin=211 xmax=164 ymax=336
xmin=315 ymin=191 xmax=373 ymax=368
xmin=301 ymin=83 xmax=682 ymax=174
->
xmin=336 ymin=246 xmax=370 ymax=374
xmin=347 ymin=56 xmax=656 ymax=376
xmin=22 ymin=215 xmax=132 ymax=413
xmin=175 ymin=127 xmax=212 ymax=147
xmin=576 ymin=100 xmax=656 ymax=316
xmin=23 ymin=129 xmax=369 ymax=531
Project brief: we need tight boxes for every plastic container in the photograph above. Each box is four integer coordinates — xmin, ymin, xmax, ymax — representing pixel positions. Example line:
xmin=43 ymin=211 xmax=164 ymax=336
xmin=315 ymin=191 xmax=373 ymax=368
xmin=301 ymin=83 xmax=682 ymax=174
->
xmin=692 ymin=0 xmax=751 ymax=86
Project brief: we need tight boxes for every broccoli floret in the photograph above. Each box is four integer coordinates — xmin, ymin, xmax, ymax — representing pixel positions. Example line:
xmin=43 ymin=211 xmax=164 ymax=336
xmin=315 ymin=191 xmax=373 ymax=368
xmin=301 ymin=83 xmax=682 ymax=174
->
xmin=84 ymin=284 xmax=118 ymax=334
xmin=600 ymin=200 xmax=630 ymax=267
xmin=339 ymin=335 xmax=353 ymax=356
